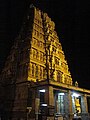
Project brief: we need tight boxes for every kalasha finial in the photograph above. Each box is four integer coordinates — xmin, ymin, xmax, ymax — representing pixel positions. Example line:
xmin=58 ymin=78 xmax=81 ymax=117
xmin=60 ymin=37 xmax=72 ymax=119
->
xmin=75 ymin=81 xmax=78 ymax=87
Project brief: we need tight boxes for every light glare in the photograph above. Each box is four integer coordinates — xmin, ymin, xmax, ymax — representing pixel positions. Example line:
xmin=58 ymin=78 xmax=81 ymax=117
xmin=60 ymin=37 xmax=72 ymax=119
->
xmin=39 ymin=89 xmax=45 ymax=92
xmin=72 ymin=93 xmax=80 ymax=97
xmin=41 ymin=104 xmax=47 ymax=106
xmin=58 ymin=93 xmax=65 ymax=95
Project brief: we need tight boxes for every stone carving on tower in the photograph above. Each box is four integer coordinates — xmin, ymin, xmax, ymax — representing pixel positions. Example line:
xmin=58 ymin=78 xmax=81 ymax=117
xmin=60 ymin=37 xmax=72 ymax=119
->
xmin=27 ymin=6 xmax=72 ymax=86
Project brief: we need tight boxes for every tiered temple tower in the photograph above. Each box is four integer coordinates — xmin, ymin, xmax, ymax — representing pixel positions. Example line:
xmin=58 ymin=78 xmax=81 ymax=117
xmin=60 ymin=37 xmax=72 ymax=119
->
xmin=0 ymin=5 xmax=90 ymax=120
xmin=27 ymin=6 xmax=72 ymax=85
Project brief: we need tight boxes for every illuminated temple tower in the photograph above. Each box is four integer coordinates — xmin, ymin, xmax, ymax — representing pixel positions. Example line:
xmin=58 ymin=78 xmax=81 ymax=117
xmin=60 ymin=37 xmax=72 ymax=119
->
xmin=0 ymin=5 xmax=90 ymax=120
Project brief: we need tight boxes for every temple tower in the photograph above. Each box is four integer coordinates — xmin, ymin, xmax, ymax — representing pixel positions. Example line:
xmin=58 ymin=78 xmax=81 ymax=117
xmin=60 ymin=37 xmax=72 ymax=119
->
xmin=0 ymin=5 xmax=90 ymax=120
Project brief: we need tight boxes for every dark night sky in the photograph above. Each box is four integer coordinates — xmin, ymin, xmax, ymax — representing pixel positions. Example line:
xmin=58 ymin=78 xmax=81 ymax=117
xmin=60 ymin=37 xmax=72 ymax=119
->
xmin=0 ymin=0 xmax=90 ymax=89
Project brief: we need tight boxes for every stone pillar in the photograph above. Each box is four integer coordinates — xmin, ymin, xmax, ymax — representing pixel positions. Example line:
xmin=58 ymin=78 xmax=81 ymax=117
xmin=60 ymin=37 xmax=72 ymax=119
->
xmin=72 ymin=96 xmax=76 ymax=114
xmin=35 ymin=88 xmax=41 ymax=120
xmin=47 ymin=86 xmax=54 ymax=120
xmin=81 ymin=94 xmax=89 ymax=120
xmin=48 ymin=86 xmax=54 ymax=106
xmin=56 ymin=99 xmax=59 ymax=114
xmin=81 ymin=95 xmax=88 ymax=113
xmin=68 ymin=91 xmax=73 ymax=120
xmin=54 ymin=92 xmax=58 ymax=114
xmin=64 ymin=91 xmax=73 ymax=120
